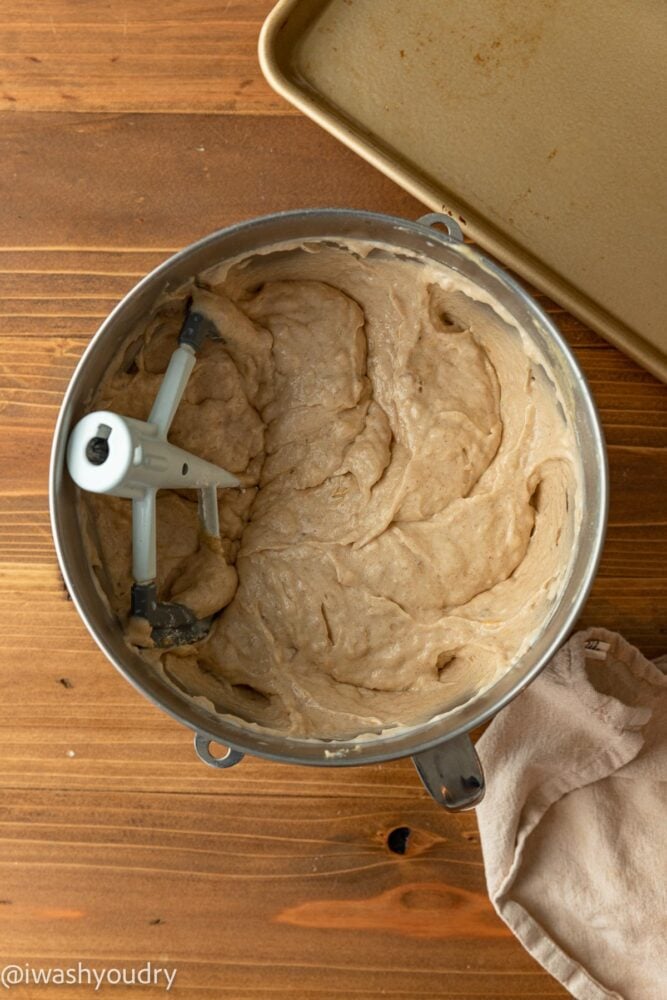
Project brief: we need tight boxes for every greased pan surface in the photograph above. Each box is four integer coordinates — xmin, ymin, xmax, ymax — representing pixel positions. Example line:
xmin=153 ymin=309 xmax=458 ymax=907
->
xmin=260 ymin=0 xmax=667 ymax=382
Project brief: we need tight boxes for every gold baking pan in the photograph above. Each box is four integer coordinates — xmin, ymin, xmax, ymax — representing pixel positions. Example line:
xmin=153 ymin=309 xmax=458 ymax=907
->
xmin=259 ymin=0 xmax=667 ymax=382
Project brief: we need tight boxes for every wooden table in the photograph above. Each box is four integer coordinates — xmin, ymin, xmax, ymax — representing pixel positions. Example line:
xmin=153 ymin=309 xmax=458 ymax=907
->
xmin=0 ymin=3 xmax=665 ymax=997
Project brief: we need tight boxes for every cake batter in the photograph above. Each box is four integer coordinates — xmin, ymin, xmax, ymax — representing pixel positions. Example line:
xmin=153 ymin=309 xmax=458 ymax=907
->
xmin=84 ymin=241 xmax=579 ymax=739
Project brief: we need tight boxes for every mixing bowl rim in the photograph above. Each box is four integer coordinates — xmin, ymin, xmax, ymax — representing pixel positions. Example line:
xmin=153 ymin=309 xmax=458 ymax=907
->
xmin=49 ymin=207 xmax=609 ymax=766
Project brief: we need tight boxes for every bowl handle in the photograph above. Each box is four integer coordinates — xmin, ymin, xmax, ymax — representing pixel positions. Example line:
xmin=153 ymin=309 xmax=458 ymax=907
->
xmin=416 ymin=212 xmax=464 ymax=243
xmin=193 ymin=732 xmax=245 ymax=769
xmin=412 ymin=734 xmax=485 ymax=810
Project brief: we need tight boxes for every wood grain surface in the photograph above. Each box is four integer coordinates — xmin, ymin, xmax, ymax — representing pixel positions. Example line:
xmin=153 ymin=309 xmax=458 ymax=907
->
xmin=0 ymin=2 xmax=665 ymax=998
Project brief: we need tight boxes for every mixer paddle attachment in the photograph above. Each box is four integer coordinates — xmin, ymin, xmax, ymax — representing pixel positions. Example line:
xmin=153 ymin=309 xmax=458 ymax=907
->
xmin=66 ymin=308 xmax=240 ymax=647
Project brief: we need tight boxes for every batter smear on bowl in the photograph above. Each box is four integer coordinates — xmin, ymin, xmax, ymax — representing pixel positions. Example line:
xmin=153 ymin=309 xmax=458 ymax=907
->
xmin=83 ymin=241 xmax=580 ymax=739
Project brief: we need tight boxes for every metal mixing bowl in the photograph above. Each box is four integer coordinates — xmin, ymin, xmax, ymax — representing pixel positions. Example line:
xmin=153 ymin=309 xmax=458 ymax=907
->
xmin=49 ymin=209 xmax=608 ymax=809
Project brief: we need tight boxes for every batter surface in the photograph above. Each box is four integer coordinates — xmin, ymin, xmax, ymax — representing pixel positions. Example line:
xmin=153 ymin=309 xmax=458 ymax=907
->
xmin=84 ymin=241 xmax=579 ymax=739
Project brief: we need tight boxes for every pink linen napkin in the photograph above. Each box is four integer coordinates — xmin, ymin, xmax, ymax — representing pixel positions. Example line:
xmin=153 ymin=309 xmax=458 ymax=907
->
xmin=476 ymin=628 xmax=667 ymax=1000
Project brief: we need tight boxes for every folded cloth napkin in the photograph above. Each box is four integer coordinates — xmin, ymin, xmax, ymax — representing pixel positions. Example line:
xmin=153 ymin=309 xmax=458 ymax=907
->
xmin=476 ymin=628 xmax=667 ymax=1000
